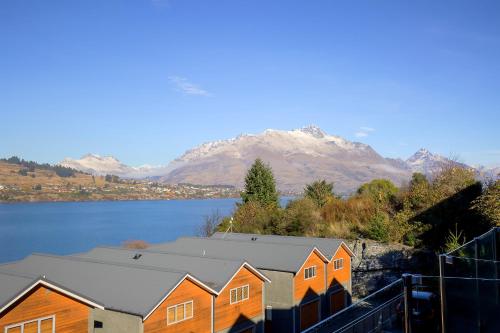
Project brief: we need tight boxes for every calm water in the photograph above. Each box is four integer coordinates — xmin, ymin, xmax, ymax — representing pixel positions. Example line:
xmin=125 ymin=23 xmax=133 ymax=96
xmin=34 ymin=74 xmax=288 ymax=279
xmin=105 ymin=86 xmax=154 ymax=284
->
xmin=0 ymin=199 xmax=240 ymax=263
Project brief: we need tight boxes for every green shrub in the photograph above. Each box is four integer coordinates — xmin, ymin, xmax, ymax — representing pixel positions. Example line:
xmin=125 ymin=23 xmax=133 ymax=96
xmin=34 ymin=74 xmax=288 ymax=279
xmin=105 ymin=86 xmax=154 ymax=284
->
xmin=366 ymin=212 xmax=390 ymax=242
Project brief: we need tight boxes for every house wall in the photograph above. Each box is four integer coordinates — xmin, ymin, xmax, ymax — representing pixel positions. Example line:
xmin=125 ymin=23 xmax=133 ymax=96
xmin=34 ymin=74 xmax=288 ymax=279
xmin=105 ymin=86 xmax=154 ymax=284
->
xmin=143 ymin=278 xmax=212 ymax=333
xmin=215 ymin=267 xmax=263 ymax=333
xmin=293 ymin=251 xmax=327 ymax=304
xmin=260 ymin=269 xmax=294 ymax=333
xmin=327 ymin=246 xmax=352 ymax=293
xmin=0 ymin=285 xmax=91 ymax=332
xmin=90 ymin=308 xmax=143 ymax=333
xmin=293 ymin=251 xmax=328 ymax=333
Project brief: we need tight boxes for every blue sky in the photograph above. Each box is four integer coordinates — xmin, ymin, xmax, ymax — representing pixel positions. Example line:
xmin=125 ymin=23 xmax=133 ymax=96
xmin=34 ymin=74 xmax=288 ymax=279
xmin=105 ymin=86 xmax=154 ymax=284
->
xmin=1 ymin=0 xmax=499 ymax=167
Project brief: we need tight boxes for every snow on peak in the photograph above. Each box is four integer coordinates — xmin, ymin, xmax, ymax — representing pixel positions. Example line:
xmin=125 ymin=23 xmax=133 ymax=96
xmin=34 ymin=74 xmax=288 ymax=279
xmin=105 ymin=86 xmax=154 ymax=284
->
xmin=175 ymin=125 xmax=369 ymax=163
xmin=297 ymin=125 xmax=326 ymax=138
xmin=407 ymin=148 xmax=446 ymax=164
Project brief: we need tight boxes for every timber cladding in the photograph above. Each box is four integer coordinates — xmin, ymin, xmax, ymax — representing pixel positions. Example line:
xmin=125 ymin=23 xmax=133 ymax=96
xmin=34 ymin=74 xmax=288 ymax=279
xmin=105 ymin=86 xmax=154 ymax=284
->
xmin=0 ymin=285 xmax=90 ymax=332
xmin=294 ymin=251 xmax=327 ymax=302
xmin=215 ymin=266 xmax=263 ymax=332
xmin=143 ymin=278 xmax=212 ymax=333
xmin=327 ymin=246 xmax=351 ymax=288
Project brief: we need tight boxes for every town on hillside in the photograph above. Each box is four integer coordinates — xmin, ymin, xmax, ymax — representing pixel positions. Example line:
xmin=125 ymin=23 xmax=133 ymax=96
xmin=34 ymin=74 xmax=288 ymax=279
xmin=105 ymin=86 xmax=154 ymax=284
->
xmin=0 ymin=157 xmax=239 ymax=202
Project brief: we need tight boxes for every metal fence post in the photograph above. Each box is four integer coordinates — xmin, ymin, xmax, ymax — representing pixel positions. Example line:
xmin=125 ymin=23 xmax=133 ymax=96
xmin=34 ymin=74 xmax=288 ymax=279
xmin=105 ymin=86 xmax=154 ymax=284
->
xmin=474 ymin=238 xmax=481 ymax=332
xmin=403 ymin=274 xmax=412 ymax=333
xmin=493 ymin=228 xmax=499 ymax=307
xmin=439 ymin=255 xmax=447 ymax=333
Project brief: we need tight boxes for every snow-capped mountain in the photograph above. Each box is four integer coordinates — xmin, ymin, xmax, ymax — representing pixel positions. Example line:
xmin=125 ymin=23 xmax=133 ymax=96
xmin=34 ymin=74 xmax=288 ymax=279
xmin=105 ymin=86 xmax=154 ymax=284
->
xmin=161 ymin=126 xmax=411 ymax=193
xmin=405 ymin=148 xmax=468 ymax=175
xmin=475 ymin=165 xmax=500 ymax=181
xmin=59 ymin=154 xmax=169 ymax=178
xmin=60 ymin=126 xmax=489 ymax=193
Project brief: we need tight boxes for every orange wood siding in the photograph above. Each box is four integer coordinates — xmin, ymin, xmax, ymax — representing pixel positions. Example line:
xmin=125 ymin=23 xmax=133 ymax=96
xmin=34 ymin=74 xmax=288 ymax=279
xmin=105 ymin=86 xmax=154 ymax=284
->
xmin=0 ymin=285 xmax=90 ymax=333
xmin=294 ymin=251 xmax=327 ymax=302
xmin=327 ymin=246 xmax=351 ymax=289
xmin=214 ymin=267 xmax=263 ymax=332
xmin=144 ymin=278 xmax=212 ymax=333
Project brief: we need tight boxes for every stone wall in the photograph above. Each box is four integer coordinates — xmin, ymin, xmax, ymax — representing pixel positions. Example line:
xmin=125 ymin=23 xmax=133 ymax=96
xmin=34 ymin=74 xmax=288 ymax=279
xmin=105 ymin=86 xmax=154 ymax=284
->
xmin=346 ymin=239 xmax=435 ymax=298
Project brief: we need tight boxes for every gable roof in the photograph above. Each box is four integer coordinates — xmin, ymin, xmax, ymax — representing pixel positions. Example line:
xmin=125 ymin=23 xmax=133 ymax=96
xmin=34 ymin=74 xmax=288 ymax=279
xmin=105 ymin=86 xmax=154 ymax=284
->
xmin=0 ymin=270 xmax=38 ymax=313
xmin=76 ymin=246 xmax=269 ymax=292
xmin=0 ymin=253 xmax=216 ymax=318
xmin=148 ymin=237 xmax=328 ymax=273
xmin=0 ymin=269 xmax=104 ymax=315
xmin=211 ymin=232 xmax=355 ymax=259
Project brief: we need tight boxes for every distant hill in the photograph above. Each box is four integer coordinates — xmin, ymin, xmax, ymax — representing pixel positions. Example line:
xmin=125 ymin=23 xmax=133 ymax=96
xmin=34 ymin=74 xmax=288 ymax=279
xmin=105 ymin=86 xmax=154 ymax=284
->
xmin=0 ymin=158 xmax=237 ymax=202
xmin=405 ymin=148 xmax=468 ymax=175
xmin=58 ymin=126 xmax=483 ymax=194
xmin=59 ymin=154 xmax=170 ymax=178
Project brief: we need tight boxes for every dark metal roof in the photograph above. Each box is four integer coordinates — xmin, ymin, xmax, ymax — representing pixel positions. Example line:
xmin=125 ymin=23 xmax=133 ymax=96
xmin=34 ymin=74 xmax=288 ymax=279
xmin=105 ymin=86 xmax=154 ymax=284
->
xmin=149 ymin=236 xmax=328 ymax=273
xmin=76 ymin=246 xmax=266 ymax=291
xmin=211 ymin=232 xmax=353 ymax=259
xmin=0 ymin=253 xmax=201 ymax=317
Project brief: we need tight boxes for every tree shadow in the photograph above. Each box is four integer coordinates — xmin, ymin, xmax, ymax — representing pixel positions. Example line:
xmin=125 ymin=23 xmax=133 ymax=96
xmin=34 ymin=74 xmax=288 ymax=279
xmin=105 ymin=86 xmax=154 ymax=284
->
xmin=411 ymin=183 xmax=487 ymax=251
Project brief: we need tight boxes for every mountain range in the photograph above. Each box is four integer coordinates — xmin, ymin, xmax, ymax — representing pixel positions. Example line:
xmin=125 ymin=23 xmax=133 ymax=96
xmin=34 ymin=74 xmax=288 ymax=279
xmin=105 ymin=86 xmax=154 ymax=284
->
xmin=59 ymin=126 xmax=493 ymax=194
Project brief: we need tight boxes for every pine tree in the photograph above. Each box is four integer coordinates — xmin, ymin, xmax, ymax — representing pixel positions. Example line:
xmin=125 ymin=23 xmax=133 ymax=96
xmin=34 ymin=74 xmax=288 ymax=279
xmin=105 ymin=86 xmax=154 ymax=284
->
xmin=304 ymin=180 xmax=335 ymax=207
xmin=241 ymin=158 xmax=279 ymax=207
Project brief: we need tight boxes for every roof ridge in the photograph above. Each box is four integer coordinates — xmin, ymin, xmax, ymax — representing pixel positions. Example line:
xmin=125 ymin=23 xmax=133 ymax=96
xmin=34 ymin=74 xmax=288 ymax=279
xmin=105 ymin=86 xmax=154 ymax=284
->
xmin=170 ymin=237 xmax=328 ymax=272
xmin=0 ymin=268 xmax=38 ymax=280
xmin=30 ymin=253 xmax=188 ymax=276
xmin=148 ymin=247 xmax=249 ymax=264
xmin=215 ymin=232 xmax=346 ymax=242
xmin=94 ymin=246 xmax=246 ymax=265
xmin=180 ymin=236 xmax=317 ymax=250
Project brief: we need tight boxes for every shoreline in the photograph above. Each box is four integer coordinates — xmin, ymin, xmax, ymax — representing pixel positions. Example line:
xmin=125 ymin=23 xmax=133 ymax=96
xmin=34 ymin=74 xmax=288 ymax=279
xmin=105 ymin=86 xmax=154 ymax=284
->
xmin=0 ymin=195 xmax=241 ymax=204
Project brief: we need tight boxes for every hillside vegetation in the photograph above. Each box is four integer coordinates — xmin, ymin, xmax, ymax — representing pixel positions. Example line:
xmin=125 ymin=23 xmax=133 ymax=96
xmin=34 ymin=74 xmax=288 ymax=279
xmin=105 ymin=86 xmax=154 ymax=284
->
xmin=216 ymin=159 xmax=499 ymax=251
xmin=0 ymin=157 xmax=238 ymax=202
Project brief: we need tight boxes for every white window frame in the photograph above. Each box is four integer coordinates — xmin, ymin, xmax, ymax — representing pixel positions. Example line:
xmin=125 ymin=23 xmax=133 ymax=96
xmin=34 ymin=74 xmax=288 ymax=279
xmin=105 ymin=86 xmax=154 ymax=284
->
xmin=4 ymin=315 xmax=55 ymax=333
xmin=166 ymin=300 xmax=194 ymax=325
xmin=229 ymin=284 xmax=250 ymax=304
xmin=334 ymin=258 xmax=344 ymax=270
xmin=304 ymin=265 xmax=317 ymax=280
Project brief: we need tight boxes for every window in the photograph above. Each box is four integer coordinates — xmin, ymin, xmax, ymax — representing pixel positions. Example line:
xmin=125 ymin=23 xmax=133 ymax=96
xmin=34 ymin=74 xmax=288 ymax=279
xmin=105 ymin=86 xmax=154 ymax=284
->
xmin=5 ymin=315 xmax=55 ymax=333
xmin=167 ymin=300 xmax=194 ymax=325
xmin=304 ymin=266 xmax=317 ymax=279
xmin=230 ymin=285 xmax=250 ymax=304
xmin=334 ymin=258 xmax=344 ymax=270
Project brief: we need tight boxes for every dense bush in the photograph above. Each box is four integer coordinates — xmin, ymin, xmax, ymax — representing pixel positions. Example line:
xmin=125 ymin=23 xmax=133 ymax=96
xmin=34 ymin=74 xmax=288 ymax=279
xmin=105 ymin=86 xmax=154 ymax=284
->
xmin=217 ymin=160 xmax=494 ymax=251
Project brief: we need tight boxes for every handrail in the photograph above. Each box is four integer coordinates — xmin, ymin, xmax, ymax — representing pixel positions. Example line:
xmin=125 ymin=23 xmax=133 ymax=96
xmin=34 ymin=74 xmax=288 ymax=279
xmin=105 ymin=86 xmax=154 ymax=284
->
xmin=302 ymin=278 xmax=403 ymax=333
xmin=330 ymin=293 xmax=403 ymax=333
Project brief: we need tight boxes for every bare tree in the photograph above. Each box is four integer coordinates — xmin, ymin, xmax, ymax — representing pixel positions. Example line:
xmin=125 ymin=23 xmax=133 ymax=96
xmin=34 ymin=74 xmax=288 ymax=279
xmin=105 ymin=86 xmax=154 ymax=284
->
xmin=197 ymin=210 xmax=223 ymax=237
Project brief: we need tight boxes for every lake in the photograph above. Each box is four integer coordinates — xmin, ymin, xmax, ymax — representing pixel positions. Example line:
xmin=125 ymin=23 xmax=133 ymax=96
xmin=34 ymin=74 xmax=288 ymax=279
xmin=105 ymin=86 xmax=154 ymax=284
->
xmin=0 ymin=199 xmax=242 ymax=263
xmin=0 ymin=198 xmax=293 ymax=263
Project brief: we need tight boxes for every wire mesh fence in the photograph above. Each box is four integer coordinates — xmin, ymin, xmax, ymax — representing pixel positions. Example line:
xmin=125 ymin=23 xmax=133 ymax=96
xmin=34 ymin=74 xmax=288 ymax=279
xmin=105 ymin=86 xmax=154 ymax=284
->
xmin=302 ymin=279 xmax=404 ymax=333
xmin=440 ymin=227 xmax=500 ymax=333
xmin=302 ymin=227 xmax=500 ymax=333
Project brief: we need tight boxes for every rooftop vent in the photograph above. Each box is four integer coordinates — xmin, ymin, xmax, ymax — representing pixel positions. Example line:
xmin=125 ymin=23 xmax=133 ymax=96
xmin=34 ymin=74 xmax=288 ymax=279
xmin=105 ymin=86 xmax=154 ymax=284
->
xmin=132 ymin=253 xmax=142 ymax=260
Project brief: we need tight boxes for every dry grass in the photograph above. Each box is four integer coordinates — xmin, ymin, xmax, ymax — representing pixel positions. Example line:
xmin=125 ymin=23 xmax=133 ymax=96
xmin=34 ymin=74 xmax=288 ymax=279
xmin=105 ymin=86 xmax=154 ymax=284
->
xmin=321 ymin=196 xmax=377 ymax=238
xmin=0 ymin=161 xmax=99 ymax=187
xmin=122 ymin=240 xmax=150 ymax=249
